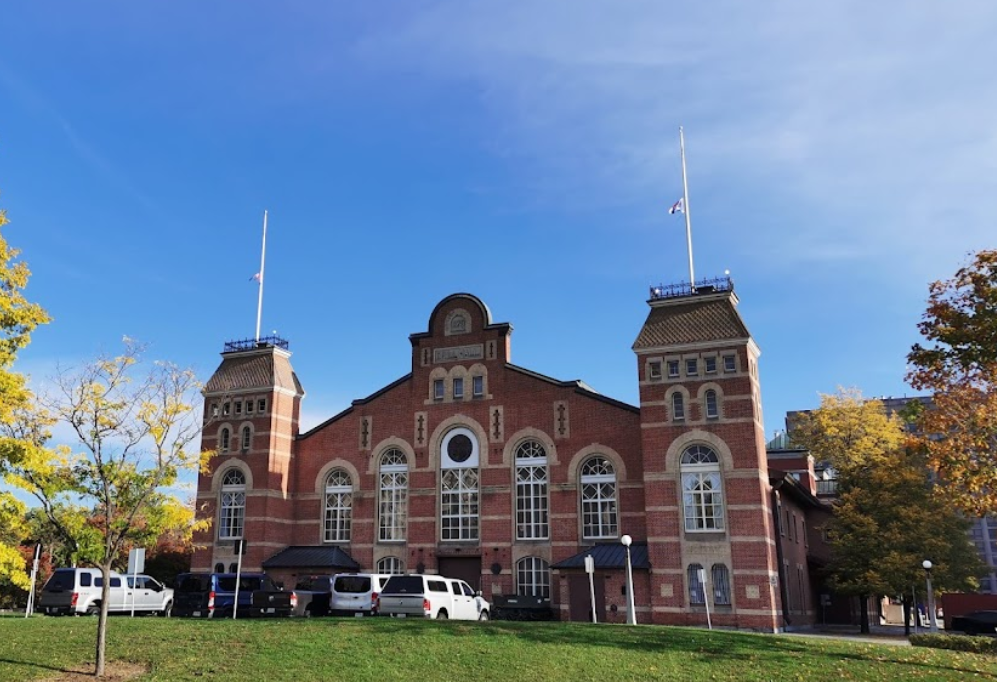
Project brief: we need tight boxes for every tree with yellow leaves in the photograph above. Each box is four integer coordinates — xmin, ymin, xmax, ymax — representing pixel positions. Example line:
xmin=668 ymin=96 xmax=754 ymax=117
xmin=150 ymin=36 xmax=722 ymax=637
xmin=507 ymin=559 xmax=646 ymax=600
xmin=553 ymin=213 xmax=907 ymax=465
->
xmin=908 ymin=249 xmax=997 ymax=516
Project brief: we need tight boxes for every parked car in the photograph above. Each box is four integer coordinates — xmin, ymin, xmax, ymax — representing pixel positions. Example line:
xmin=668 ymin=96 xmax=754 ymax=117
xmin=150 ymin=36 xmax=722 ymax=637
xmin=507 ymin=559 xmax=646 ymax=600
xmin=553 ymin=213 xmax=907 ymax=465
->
xmin=377 ymin=574 xmax=489 ymax=620
xmin=172 ymin=572 xmax=294 ymax=618
xmin=950 ymin=610 xmax=997 ymax=635
xmin=329 ymin=573 xmax=393 ymax=617
xmin=292 ymin=575 xmax=335 ymax=617
xmin=38 ymin=567 xmax=174 ymax=616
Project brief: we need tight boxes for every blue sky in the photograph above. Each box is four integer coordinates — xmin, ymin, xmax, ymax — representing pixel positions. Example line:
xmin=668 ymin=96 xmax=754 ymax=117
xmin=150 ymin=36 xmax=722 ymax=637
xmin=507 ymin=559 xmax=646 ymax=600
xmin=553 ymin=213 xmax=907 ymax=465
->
xmin=1 ymin=1 xmax=994 ymax=443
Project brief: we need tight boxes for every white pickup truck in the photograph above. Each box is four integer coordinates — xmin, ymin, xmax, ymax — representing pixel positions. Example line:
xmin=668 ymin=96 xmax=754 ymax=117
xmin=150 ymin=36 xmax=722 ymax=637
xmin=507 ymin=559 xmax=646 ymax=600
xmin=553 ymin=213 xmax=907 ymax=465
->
xmin=38 ymin=567 xmax=174 ymax=616
xmin=376 ymin=574 xmax=489 ymax=620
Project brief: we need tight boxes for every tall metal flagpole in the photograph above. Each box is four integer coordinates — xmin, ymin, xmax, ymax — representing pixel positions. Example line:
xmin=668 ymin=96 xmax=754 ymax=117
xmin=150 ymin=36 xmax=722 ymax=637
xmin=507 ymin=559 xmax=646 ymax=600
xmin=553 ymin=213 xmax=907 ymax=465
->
xmin=679 ymin=126 xmax=695 ymax=290
xmin=255 ymin=210 xmax=268 ymax=343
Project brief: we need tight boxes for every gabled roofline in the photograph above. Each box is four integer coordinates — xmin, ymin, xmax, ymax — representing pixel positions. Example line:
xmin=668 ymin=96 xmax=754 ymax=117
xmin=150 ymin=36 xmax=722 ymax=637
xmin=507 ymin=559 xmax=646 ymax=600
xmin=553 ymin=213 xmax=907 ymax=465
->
xmin=770 ymin=471 xmax=831 ymax=511
xmin=506 ymin=363 xmax=639 ymax=414
xmin=297 ymin=373 xmax=412 ymax=439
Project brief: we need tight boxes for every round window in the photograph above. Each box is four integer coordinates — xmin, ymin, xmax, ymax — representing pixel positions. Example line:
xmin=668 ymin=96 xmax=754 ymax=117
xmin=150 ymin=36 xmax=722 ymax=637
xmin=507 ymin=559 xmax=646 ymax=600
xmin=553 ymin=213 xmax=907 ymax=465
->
xmin=447 ymin=434 xmax=473 ymax=463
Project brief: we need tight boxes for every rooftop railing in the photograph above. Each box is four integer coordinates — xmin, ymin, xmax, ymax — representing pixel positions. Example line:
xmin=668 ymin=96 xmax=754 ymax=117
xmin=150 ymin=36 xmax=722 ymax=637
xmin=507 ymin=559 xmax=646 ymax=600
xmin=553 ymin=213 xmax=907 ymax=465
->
xmin=223 ymin=335 xmax=290 ymax=352
xmin=648 ymin=275 xmax=733 ymax=301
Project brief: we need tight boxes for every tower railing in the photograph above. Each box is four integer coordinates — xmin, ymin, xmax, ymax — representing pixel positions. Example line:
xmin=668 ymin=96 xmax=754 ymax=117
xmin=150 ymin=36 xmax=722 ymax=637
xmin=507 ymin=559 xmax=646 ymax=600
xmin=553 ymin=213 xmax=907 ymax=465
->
xmin=223 ymin=335 xmax=290 ymax=352
xmin=648 ymin=275 xmax=733 ymax=301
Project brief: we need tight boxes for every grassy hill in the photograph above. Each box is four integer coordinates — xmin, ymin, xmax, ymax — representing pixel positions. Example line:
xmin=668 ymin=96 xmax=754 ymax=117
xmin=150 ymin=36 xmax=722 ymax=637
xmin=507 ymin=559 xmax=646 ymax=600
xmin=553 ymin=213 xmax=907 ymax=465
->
xmin=1 ymin=616 xmax=994 ymax=681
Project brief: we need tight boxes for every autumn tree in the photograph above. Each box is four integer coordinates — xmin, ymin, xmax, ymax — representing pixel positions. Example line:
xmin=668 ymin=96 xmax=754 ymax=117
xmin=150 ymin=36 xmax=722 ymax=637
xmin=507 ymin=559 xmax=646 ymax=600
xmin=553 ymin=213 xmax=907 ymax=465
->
xmin=0 ymin=196 xmax=50 ymax=591
xmin=3 ymin=343 xmax=209 ymax=677
xmin=908 ymin=249 xmax=997 ymax=516
xmin=792 ymin=389 xmax=982 ymax=634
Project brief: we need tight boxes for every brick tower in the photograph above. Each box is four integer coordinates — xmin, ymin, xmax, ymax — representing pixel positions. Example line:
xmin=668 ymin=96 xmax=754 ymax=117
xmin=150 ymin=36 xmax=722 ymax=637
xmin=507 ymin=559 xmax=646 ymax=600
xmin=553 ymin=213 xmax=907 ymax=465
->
xmin=633 ymin=278 xmax=781 ymax=630
xmin=191 ymin=337 xmax=305 ymax=573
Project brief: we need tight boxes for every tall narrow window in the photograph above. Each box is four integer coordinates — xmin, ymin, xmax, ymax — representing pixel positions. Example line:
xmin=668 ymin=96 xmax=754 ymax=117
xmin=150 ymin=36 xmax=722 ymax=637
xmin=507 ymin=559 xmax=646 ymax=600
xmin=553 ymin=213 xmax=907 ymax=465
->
xmin=712 ymin=564 xmax=731 ymax=605
xmin=257 ymin=398 xmax=267 ymax=413
xmin=705 ymin=390 xmax=719 ymax=419
xmin=688 ymin=563 xmax=706 ymax=605
xmin=241 ymin=425 xmax=251 ymax=451
xmin=453 ymin=377 xmax=464 ymax=399
xmin=219 ymin=469 xmax=246 ymax=539
xmin=472 ymin=375 xmax=484 ymax=397
xmin=723 ymin=355 xmax=736 ymax=373
xmin=378 ymin=449 xmax=408 ymax=541
xmin=434 ymin=379 xmax=445 ymax=400
xmin=580 ymin=456 xmax=617 ymax=539
xmin=517 ymin=557 xmax=551 ymax=599
xmin=681 ymin=445 xmax=725 ymax=532
xmin=220 ymin=427 xmax=231 ymax=452
xmin=440 ymin=428 xmax=480 ymax=541
xmin=515 ymin=440 xmax=549 ymax=540
xmin=377 ymin=556 xmax=405 ymax=574
xmin=235 ymin=401 xmax=243 ymax=416
xmin=324 ymin=469 xmax=352 ymax=543
xmin=671 ymin=393 xmax=685 ymax=421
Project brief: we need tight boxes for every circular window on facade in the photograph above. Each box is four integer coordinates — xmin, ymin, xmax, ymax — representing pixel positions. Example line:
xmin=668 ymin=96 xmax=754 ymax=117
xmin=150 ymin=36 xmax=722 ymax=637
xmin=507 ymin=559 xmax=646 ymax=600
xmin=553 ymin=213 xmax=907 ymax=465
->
xmin=447 ymin=434 xmax=473 ymax=463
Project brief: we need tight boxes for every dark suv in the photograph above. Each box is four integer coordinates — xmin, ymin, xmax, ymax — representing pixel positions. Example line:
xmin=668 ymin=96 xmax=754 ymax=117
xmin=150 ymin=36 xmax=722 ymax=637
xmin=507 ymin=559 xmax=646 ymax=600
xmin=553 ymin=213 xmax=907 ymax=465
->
xmin=172 ymin=573 xmax=293 ymax=618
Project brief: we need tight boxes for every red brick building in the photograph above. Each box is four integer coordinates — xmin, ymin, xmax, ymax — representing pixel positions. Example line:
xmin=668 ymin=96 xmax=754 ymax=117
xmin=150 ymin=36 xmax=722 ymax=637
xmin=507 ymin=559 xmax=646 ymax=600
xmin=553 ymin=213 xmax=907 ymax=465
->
xmin=192 ymin=282 xmax=826 ymax=630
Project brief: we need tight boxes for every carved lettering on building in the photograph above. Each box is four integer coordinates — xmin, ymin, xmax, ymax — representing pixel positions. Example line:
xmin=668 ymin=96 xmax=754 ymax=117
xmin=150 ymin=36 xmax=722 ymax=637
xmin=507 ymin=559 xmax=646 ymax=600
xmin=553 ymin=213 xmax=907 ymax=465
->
xmin=433 ymin=344 xmax=484 ymax=363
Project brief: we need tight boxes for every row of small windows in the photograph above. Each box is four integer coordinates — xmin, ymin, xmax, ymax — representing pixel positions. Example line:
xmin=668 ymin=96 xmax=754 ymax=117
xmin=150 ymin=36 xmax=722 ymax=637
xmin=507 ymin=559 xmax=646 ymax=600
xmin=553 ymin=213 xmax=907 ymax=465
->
xmin=218 ymin=425 xmax=253 ymax=453
xmin=670 ymin=390 xmax=721 ymax=421
xmin=216 ymin=442 xmax=726 ymax=542
xmin=433 ymin=376 xmax=485 ymax=400
xmin=648 ymin=354 xmax=737 ymax=381
xmin=211 ymin=398 xmax=267 ymax=419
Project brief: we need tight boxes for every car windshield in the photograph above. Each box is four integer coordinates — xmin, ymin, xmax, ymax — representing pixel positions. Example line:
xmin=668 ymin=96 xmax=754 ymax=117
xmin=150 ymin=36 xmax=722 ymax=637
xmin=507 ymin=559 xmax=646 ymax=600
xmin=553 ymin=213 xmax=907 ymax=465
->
xmin=175 ymin=575 xmax=211 ymax=593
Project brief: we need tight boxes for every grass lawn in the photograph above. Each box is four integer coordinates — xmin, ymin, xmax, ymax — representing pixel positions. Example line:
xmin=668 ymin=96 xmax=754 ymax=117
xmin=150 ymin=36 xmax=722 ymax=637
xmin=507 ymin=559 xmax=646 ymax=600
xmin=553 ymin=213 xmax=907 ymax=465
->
xmin=1 ymin=616 xmax=995 ymax=681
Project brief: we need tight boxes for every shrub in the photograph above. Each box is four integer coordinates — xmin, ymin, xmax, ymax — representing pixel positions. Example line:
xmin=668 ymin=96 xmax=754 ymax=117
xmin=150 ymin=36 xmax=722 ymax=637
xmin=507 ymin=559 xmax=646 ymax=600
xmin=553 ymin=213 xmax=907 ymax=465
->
xmin=910 ymin=633 xmax=997 ymax=654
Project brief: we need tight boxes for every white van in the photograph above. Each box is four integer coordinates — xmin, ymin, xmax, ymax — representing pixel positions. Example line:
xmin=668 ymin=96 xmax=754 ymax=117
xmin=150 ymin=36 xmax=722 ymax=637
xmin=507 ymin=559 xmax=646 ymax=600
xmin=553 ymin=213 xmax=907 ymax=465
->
xmin=38 ymin=567 xmax=174 ymax=616
xmin=329 ymin=573 xmax=393 ymax=617
xmin=377 ymin=574 xmax=490 ymax=620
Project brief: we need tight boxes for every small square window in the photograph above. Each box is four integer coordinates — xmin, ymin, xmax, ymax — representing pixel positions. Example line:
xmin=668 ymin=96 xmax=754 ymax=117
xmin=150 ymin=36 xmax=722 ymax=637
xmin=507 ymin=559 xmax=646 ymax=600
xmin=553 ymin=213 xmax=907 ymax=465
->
xmin=257 ymin=399 xmax=267 ymax=413
xmin=686 ymin=359 xmax=698 ymax=376
xmin=649 ymin=361 xmax=662 ymax=380
xmin=211 ymin=404 xmax=219 ymax=418
xmin=235 ymin=401 xmax=243 ymax=415
xmin=453 ymin=378 xmax=464 ymax=399
xmin=705 ymin=357 xmax=717 ymax=374
xmin=723 ymin=355 xmax=736 ymax=373
xmin=667 ymin=360 xmax=680 ymax=377
xmin=222 ymin=402 xmax=231 ymax=416
xmin=434 ymin=379 xmax=445 ymax=400
xmin=472 ymin=376 xmax=483 ymax=397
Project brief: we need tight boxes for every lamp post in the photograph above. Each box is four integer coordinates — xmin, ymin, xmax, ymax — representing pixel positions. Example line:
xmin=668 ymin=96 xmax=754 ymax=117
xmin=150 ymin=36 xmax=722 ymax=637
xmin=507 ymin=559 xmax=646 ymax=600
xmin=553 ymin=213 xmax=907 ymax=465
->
xmin=621 ymin=534 xmax=636 ymax=625
xmin=922 ymin=560 xmax=938 ymax=633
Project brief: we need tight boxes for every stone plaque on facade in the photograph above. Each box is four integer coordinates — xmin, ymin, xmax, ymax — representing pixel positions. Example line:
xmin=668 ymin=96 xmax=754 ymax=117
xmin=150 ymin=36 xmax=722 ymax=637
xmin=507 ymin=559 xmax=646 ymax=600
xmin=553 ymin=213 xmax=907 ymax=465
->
xmin=433 ymin=344 xmax=484 ymax=363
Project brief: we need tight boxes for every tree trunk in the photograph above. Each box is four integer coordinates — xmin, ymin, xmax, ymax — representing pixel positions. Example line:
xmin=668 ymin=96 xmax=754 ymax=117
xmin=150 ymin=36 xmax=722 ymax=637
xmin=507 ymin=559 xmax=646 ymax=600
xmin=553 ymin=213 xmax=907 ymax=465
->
xmin=95 ymin=562 xmax=111 ymax=677
xmin=859 ymin=594 xmax=870 ymax=634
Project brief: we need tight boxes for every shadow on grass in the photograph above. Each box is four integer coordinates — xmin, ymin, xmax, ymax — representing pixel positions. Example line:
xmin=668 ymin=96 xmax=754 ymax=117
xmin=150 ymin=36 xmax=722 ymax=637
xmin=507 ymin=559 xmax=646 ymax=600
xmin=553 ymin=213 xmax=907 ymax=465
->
xmin=0 ymin=657 xmax=81 ymax=675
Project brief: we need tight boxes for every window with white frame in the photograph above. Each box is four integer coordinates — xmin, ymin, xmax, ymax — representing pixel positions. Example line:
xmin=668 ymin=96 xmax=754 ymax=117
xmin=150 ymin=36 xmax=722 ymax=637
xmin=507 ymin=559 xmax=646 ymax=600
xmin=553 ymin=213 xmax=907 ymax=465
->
xmin=649 ymin=361 xmax=662 ymax=380
xmin=441 ymin=468 xmax=479 ymax=540
xmin=723 ymin=355 xmax=736 ymax=373
xmin=580 ymin=456 xmax=618 ymax=539
xmin=705 ymin=356 xmax=717 ymax=374
xmin=434 ymin=379 xmax=445 ymax=400
xmin=257 ymin=398 xmax=267 ymax=413
xmin=219 ymin=469 xmax=246 ymax=539
xmin=241 ymin=425 xmax=251 ymax=451
xmin=453 ymin=377 xmax=464 ymax=399
xmin=220 ymin=427 xmax=231 ymax=452
xmin=705 ymin=389 xmax=719 ymax=419
xmin=324 ymin=469 xmax=352 ymax=543
xmin=517 ymin=557 xmax=551 ymax=599
xmin=377 ymin=556 xmax=405 ymax=574
xmin=667 ymin=360 xmax=680 ymax=377
xmin=671 ymin=392 xmax=685 ymax=421
xmin=712 ymin=563 xmax=731 ymax=605
xmin=472 ymin=375 xmax=484 ymax=397
xmin=378 ymin=449 xmax=408 ymax=542
xmin=688 ymin=563 xmax=706 ymax=604
xmin=515 ymin=440 xmax=549 ymax=540
xmin=246 ymin=399 xmax=253 ymax=414
xmin=681 ymin=445 xmax=726 ymax=532
xmin=235 ymin=400 xmax=242 ymax=416
xmin=686 ymin=358 xmax=698 ymax=376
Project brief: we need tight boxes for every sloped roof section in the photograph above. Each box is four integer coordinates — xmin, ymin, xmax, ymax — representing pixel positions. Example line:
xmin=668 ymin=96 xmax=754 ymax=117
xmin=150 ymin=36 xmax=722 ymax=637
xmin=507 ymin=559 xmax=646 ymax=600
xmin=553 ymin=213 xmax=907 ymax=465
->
xmin=204 ymin=348 xmax=303 ymax=395
xmin=551 ymin=542 xmax=650 ymax=570
xmin=262 ymin=545 xmax=360 ymax=570
xmin=633 ymin=294 xmax=750 ymax=350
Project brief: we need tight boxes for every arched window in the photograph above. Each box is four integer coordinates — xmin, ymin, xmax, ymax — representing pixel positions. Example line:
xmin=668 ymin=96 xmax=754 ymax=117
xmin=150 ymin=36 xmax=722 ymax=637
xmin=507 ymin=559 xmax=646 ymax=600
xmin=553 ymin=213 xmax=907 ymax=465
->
xmin=440 ymin=428 xmax=480 ymax=541
xmin=220 ymin=427 xmax=231 ymax=453
xmin=214 ymin=562 xmax=225 ymax=573
xmin=218 ymin=469 xmax=246 ymax=539
xmin=241 ymin=425 xmax=252 ymax=451
xmin=681 ymin=445 xmax=725 ymax=532
xmin=228 ymin=563 xmax=238 ymax=573
xmin=705 ymin=389 xmax=719 ymax=419
xmin=516 ymin=557 xmax=551 ymax=599
xmin=515 ymin=440 xmax=549 ymax=540
xmin=580 ymin=456 xmax=617 ymax=539
xmin=671 ymin=393 xmax=685 ymax=421
xmin=712 ymin=563 xmax=731 ymax=605
xmin=377 ymin=556 xmax=405 ymax=574
xmin=378 ymin=449 xmax=408 ymax=542
xmin=688 ymin=563 xmax=706 ymax=604
xmin=324 ymin=469 xmax=352 ymax=543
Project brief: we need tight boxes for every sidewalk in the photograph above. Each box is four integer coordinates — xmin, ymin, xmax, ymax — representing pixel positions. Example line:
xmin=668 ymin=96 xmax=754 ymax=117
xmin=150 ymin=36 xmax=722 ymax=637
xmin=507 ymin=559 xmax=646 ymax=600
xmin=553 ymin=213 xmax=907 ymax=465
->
xmin=783 ymin=623 xmax=914 ymax=646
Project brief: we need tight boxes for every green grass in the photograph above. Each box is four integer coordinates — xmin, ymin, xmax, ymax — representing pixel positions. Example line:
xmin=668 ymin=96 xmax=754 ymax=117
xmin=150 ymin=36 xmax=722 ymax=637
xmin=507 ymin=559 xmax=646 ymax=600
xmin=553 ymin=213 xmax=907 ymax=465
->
xmin=1 ymin=616 xmax=995 ymax=681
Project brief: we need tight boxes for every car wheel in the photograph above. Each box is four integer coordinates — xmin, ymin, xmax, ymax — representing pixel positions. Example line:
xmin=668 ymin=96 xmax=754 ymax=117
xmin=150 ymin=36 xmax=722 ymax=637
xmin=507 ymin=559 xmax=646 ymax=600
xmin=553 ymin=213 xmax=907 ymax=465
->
xmin=436 ymin=609 xmax=448 ymax=620
xmin=85 ymin=604 xmax=100 ymax=616
xmin=478 ymin=610 xmax=489 ymax=621
xmin=160 ymin=601 xmax=173 ymax=618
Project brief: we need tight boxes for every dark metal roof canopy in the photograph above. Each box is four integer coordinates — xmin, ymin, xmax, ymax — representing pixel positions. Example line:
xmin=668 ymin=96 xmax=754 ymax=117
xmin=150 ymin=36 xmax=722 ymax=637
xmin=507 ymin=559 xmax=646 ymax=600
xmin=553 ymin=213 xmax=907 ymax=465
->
xmin=552 ymin=542 xmax=651 ymax=570
xmin=261 ymin=545 xmax=360 ymax=571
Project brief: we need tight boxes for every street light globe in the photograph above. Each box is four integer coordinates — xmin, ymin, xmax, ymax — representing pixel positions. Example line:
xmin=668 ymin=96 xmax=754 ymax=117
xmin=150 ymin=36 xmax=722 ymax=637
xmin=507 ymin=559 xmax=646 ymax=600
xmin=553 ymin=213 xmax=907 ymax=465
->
xmin=621 ymin=534 xmax=632 ymax=547
xmin=922 ymin=560 xmax=933 ymax=570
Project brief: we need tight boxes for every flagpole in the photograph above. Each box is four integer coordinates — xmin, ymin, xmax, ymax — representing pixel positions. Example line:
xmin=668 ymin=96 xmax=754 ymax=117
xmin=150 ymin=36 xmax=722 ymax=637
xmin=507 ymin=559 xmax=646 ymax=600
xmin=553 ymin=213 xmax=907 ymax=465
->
xmin=679 ymin=126 xmax=695 ymax=290
xmin=255 ymin=210 xmax=267 ymax=343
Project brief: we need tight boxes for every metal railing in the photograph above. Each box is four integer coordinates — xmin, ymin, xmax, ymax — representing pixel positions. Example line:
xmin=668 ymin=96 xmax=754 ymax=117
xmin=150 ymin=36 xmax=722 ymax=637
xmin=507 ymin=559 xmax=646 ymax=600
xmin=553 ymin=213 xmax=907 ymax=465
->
xmin=649 ymin=275 xmax=733 ymax=301
xmin=816 ymin=480 xmax=839 ymax=496
xmin=223 ymin=335 xmax=290 ymax=352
